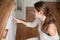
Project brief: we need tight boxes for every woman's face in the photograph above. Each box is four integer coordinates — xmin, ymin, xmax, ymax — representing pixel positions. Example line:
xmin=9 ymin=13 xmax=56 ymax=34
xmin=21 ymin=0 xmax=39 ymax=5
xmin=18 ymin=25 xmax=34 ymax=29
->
xmin=33 ymin=9 xmax=40 ymax=18
xmin=33 ymin=8 xmax=44 ymax=18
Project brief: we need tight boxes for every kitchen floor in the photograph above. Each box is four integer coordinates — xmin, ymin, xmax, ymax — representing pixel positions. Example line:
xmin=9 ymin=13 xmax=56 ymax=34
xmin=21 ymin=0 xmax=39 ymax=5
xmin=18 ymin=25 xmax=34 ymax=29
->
xmin=16 ymin=2 xmax=60 ymax=40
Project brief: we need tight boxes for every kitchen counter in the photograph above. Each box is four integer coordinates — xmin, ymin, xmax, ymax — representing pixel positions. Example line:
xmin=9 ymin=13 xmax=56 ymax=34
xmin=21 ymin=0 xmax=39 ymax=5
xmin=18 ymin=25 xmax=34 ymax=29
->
xmin=0 ymin=0 xmax=15 ymax=39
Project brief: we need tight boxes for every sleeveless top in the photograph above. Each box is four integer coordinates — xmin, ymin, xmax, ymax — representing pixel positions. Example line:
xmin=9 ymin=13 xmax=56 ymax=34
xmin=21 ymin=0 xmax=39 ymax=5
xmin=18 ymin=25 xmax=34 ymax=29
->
xmin=26 ymin=18 xmax=59 ymax=40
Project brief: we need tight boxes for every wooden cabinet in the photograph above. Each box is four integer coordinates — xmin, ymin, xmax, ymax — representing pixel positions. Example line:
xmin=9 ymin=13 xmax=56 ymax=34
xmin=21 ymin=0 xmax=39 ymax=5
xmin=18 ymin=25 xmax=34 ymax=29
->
xmin=4 ymin=5 xmax=16 ymax=40
xmin=0 ymin=0 xmax=17 ymax=40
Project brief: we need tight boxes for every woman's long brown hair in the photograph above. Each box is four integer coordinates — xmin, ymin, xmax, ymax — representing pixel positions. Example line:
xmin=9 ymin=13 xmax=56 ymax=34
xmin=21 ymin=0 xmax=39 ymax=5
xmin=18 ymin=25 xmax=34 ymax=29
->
xmin=34 ymin=1 xmax=55 ymax=32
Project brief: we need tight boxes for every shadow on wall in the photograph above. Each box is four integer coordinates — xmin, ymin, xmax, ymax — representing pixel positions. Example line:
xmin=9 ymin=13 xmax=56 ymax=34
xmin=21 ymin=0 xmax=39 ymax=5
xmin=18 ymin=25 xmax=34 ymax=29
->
xmin=56 ymin=0 xmax=60 ymax=2
xmin=56 ymin=0 xmax=60 ymax=9
xmin=56 ymin=0 xmax=60 ymax=38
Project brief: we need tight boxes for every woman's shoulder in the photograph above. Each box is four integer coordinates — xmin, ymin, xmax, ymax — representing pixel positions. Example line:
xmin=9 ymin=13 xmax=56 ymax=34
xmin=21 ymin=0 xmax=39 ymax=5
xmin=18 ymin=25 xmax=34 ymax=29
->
xmin=47 ymin=23 xmax=57 ymax=36
xmin=48 ymin=23 xmax=57 ymax=31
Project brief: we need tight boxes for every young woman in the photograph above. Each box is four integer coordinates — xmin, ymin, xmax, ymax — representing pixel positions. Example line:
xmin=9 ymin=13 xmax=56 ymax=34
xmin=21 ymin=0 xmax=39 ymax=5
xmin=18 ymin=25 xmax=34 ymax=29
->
xmin=14 ymin=1 xmax=59 ymax=40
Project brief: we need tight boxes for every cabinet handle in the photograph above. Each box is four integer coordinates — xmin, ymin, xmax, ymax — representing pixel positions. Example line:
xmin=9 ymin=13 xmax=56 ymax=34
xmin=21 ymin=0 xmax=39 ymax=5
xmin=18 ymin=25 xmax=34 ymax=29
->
xmin=2 ymin=29 xmax=8 ymax=39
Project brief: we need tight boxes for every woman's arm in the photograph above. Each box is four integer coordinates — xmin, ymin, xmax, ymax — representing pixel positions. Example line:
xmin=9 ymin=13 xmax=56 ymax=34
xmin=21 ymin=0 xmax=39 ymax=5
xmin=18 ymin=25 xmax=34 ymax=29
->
xmin=14 ymin=18 xmax=39 ymax=28
xmin=47 ymin=23 xmax=57 ymax=36
xmin=26 ymin=18 xmax=40 ymax=28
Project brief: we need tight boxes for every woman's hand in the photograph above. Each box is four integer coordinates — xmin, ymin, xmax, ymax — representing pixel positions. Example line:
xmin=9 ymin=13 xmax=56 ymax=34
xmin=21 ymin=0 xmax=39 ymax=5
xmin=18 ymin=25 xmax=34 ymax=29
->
xmin=13 ymin=18 xmax=22 ymax=23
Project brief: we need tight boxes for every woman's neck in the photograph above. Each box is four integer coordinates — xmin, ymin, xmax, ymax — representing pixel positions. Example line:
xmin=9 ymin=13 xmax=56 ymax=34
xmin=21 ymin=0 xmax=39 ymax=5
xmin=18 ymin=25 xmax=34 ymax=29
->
xmin=40 ymin=15 xmax=46 ymax=24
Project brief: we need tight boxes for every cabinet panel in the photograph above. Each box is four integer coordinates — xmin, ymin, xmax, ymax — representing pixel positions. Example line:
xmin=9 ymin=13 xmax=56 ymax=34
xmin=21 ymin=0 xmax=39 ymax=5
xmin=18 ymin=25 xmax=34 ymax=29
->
xmin=5 ymin=5 xmax=17 ymax=40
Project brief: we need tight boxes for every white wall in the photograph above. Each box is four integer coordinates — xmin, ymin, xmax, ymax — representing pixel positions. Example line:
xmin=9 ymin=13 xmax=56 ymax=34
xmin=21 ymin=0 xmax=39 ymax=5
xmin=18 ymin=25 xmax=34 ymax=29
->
xmin=40 ymin=0 xmax=57 ymax=2
xmin=26 ymin=0 xmax=60 ymax=7
xmin=26 ymin=0 xmax=40 ymax=7
xmin=17 ymin=0 xmax=22 ymax=8
xmin=40 ymin=0 xmax=60 ymax=2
